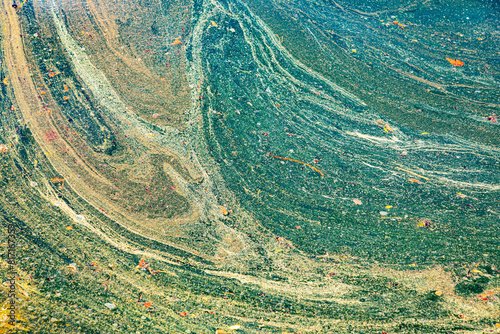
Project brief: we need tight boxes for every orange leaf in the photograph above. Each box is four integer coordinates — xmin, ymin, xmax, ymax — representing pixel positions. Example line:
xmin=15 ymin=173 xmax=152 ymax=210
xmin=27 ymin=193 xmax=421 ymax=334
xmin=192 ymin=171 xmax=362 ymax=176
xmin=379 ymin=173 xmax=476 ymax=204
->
xmin=138 ymin=258 xmax=147 ymax=268
xmin=50 ymin=177 xmax=65 ymax=182
xmin=446 ymin=57 xmax=464 ymax=67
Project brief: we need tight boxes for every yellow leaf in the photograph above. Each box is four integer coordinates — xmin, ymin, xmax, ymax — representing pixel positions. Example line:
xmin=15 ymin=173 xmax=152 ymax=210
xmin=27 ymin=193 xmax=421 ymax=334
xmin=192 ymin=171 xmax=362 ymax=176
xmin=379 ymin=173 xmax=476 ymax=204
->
xmin=218 ymin=205 xmax=229 ymax=216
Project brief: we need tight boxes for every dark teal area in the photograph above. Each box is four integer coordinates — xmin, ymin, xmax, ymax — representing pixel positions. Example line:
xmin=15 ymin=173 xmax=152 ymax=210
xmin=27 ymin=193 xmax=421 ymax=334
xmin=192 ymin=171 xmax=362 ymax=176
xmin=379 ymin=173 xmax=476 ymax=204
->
xmin=197 ymin=0 xmax=500 ymax=267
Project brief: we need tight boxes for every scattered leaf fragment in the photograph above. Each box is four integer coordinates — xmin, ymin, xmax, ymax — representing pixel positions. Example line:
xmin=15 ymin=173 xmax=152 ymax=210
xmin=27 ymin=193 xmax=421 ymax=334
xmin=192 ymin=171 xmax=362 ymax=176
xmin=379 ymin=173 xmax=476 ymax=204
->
xmin=172 ymin=38 xmax=182 ymax=45
xmin=50 ymin=177 xmax=65 ymax=183
xmin=210 ymin=21 xmax=218 ymax=27
xmin=66 ymin=263 xmax=78 ymax=272
xmin=446 ymin=57 xmax=464 ymax=67
xmin=137 ymin=258 xmax=148 ymax=269
xmin=353 ymin=198 xmax=362 ymax=205
xmin=417 ymin=218 xmax=432 ymax=227
xmin=487 ymin=114 xmax=497 ymax=123
xmin=218 ymin=205 xmax=230 ymax=215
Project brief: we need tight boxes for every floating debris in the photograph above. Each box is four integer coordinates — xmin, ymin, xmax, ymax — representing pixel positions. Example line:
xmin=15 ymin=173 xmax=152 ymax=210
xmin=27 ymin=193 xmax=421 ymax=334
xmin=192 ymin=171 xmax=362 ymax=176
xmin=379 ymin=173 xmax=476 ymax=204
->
xmin=446 ymin=57 xmax=464 ymax=67
xmin=269 ymin=154 xmax=324 ymax=177
xmin=66 ymin=263 xmax=78 ymax=272
xmin=487 ymin=114 xmax=497 ymax=123
xmin=218 ymin=205 xmax=230 ymax=216
xmin=417 ymin=218 xmax=432 ymax=227
xmin=172 ymin=38 xmax=182 ymax=45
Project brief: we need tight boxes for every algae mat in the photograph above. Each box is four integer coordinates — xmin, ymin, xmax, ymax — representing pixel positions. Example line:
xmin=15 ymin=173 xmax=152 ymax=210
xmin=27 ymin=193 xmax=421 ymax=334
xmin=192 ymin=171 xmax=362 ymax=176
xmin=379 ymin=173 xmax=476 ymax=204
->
xmin=0 ymin=0 xmax=499 ymax=332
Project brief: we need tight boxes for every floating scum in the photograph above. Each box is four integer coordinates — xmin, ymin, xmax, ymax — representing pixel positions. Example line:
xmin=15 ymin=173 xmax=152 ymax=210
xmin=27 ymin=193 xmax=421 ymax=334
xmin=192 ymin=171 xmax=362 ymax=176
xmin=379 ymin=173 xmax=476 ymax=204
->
xmin=1 ymin=0 xmax=499 ymax=332
xmin=199 ymin=0 xmax=500 ymax=267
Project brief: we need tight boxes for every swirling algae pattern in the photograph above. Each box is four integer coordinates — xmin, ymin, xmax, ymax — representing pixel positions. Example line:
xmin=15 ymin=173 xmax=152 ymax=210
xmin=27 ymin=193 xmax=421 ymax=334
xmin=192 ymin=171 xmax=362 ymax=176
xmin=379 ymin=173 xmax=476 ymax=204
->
xmin=0 ymin=0 xmax=499 ymax=333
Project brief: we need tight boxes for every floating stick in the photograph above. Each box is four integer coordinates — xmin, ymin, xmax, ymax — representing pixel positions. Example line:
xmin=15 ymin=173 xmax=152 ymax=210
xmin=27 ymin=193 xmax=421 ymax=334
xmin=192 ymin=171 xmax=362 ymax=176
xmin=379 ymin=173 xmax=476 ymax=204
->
xmin=269 ymin=154 xmax=324 ymax=177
